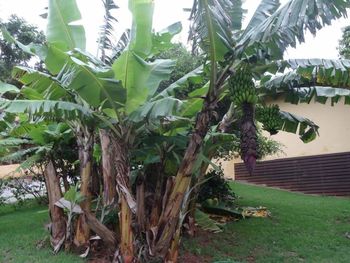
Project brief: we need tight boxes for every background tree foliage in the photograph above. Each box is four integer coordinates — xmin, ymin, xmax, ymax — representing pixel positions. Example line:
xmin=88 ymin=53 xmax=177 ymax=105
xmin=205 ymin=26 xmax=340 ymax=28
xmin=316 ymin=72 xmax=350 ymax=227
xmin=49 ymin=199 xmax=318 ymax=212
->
xmin=0 ymin=15 xmax=45 ymax=83
xmin=156 ymin=43 xmax=203 ymax=92
xmin=338 ymin=25 xmax=350 ymax=59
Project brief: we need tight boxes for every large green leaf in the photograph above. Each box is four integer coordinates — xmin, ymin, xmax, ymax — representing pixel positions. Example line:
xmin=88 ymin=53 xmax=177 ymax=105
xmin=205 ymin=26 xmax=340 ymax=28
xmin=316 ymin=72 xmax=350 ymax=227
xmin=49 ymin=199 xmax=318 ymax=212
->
xmin=47 ymin=0 xmax=86 ymax=51
xmin=128 ymin=96 xmax=183 ymax=122
xmin=112 ymin=0 xmax=176 ymax=113
xmin=180 ymin=98 xmax=204 ymax=118
xmin=260 ymin=59 xmax=350 ymax=104
xmin=113 ymin=52 xmax=175 ymax=113
xmin=27 ymin=125 xmax=48 ymax=146
xmin=57 ymin=57 xmax=126 ymax=109
xmin=98 ymin=0 xmax=119 ymax=61
xmin=45 ymin=44 xmax=70 ymax=75
xmin=128 ymin=0 xmax=154 ymax=57
xmin=151 ymin=22 xmax=182 ymax=55
xmin=0 ymin=81 xmax=19 ymax=95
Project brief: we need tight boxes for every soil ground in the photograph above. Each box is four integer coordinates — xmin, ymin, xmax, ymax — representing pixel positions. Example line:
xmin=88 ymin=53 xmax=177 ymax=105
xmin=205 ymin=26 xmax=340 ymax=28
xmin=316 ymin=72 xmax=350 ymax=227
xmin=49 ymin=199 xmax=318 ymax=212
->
xmin=0 ymin=164 xmax=22 ymax=179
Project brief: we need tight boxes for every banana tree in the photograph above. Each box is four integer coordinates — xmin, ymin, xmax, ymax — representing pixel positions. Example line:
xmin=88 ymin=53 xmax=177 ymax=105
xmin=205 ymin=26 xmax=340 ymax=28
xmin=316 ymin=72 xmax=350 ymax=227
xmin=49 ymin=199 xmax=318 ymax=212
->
xmin=0 ymin=120 xmax=76 ymax=251
xmin=1 ymin=0 xmax=181 ymax=259
xmin=147 ymin=0 xmax=350 ymax=260
xmin=2 ymin=1 xmax=99 ymax=248
xmin=1 ymin=0 xmax=350 ymax=262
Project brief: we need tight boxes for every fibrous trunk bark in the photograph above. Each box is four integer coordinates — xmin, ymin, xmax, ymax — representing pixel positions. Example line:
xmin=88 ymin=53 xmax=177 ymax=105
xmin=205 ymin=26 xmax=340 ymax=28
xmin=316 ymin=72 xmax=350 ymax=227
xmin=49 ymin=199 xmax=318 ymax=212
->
xmin=136 ymin=173 xmax=146 ymax=232
xmin=113 ymin=138 xmax=135 ymax=263
xmin=44 ymin=160 xmax=66 ymax=252
xmin=100 ymin=129 xmax=116 ymax=206
xmin=74 ymin=129 xmax=94 ymax=248
xmin=149 ymin=160 xmax=165 ymax=227
xmin=84 ymin=210 xmax=117 ymax=248
xmin=154 ymin=97 xmax=216 ymax=258
xmin=186 ymin=161 xmax=210 ymax=236
xmin=240 ymin=102 xmax=257 ymax=175
xmin=186 ymin=103 xmax=236 ymax=234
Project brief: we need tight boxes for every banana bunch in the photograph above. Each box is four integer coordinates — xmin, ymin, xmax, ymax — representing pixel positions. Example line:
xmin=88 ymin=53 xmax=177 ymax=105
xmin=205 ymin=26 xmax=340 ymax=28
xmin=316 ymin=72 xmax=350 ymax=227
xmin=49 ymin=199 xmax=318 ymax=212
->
xmin=228 ymin=65 xmax=258 ymax=105
xmin=256 ymin=105 xmax=283 ymax=135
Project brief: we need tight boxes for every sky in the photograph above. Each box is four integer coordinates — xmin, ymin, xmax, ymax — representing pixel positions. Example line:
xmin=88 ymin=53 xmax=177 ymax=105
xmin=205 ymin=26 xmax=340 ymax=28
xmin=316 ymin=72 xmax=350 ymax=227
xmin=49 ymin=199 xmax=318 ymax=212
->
xmin=0 ymin=0 xmax=349 ymax=59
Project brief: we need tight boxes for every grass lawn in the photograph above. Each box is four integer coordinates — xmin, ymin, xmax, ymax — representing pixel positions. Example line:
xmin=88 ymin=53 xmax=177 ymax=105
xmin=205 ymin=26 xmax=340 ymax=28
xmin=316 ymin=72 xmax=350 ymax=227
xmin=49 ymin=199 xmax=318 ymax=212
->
xmin=0 ymin=202 xmax=82 ymax=263
xmin=183 ymin=182 xmax=350 ymax=263
xmin=0 ymin=183 xmax=349 ymax=263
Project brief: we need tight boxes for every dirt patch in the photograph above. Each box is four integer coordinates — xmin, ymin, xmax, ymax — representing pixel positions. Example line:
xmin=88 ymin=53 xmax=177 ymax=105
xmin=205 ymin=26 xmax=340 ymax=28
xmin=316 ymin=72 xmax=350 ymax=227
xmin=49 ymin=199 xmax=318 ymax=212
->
xmin=87 ymin=241 xmax=114 ymax=263
xmin=335 ymin=215 xmax=350 ymax=224
xmin=194 ymin=228 xmax=213 ymax=247
xmin=179 ymin=252 xmax=211 ymax=263
xmin=0 ymin=164 xmax=23 ymax=179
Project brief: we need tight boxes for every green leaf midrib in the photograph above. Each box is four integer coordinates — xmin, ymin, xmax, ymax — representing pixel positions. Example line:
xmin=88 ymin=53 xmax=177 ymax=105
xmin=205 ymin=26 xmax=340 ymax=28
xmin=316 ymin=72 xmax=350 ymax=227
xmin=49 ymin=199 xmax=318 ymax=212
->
xmin=52 ymin=0 xmax=75 ymax=49
xmin=78 ymin=64 xmax=119 ymax=112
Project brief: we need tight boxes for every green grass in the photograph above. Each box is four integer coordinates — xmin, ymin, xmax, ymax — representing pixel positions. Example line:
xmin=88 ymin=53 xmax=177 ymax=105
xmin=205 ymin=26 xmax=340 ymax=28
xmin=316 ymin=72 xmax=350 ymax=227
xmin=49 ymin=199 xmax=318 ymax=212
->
xmin=1 ymin=183 xmax=349 ymax=263
xmin=183 ymin=182 xmax=350 ymax=263
xmin=0 ymin=201 xmax=82 ymax=263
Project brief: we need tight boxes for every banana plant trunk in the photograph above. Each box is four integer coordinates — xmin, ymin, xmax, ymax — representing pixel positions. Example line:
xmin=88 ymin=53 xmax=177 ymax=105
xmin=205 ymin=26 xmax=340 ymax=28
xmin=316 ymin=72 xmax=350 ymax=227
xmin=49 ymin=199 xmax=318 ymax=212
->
xmin=74 ymin=129 xmax=94 ymax=248
xmin=186 ymin=160 xmax=210 ymax=236
xmin=154 ymin=97 xmax=216 ymax=258
xmin=240 ymin=102 xmax=257 ymax=174
xmin=100 ymin=129 xmax=116 ymax=206
xmin=186 ymin=103 xmax=236 ymax=234
xmin=44 ymin=159 xmax=66 ymax=252
xmin=113 ymin=138 xmax=134 ymax=263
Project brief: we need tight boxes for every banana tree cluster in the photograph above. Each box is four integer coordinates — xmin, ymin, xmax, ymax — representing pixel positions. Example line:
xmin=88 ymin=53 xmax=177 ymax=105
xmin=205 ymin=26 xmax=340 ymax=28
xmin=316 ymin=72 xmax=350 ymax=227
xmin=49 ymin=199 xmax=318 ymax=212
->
xmin=1 ymin=0 xmax=350 ymax=262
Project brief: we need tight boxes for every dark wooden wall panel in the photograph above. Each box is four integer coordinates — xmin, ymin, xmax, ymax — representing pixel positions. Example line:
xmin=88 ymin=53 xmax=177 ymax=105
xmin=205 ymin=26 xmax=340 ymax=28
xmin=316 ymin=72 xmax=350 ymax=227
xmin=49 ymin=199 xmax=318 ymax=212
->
xmin=235 ymin=152 xmax=350 ymax=196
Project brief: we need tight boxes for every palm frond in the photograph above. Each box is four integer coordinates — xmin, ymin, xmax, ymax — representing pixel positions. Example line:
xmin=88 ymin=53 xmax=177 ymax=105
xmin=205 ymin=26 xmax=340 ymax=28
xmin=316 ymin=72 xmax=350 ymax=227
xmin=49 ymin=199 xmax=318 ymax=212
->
xmin=98 ymin=0 xmax=119 ymax=63
xmin=237 ymin=0 xmax=350 ymax=59
xmin=12 ymin=66 xmax=68 ymax=100
xmin=56 ymin=57 xmax=126 ymax=110
xmin=0 ymin=138 xmax=32 ymax=147
xmin=259 ymin=58 xmax=350 ymax=104
xmin=230 ymin=0 xmax=246 ymax=31
xmin=156 ymin=66 xmax=204 ymax=99
xmin=105 ymin=29 xmax=131 ymax=65
xmin=15 ymin=154 xmax=43 ymax=172
xmin=279 ymin=110 xmax=319 ymax=143
xmin=188 ymin=0 xmax=236 ymax=60
xmin=243 ymin=0 xmax=280 ymax=34
xmin=0 ymin=99 xmax=94 ymax=122
xmin=0 ymin=146 xmax=40 ymax=163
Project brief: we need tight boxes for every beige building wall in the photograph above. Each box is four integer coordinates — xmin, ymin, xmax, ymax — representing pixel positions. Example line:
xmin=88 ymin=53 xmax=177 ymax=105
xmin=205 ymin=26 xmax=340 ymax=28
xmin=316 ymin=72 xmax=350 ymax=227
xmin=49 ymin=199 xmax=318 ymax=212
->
xmin=223 ymin=98 xmax=350 ymax=179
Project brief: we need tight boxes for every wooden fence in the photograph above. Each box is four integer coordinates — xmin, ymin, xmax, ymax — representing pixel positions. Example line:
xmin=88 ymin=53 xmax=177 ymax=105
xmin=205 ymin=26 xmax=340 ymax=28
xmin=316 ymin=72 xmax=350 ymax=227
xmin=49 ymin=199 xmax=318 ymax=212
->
xmin=235 ymin=152 xmax=350 ymax=196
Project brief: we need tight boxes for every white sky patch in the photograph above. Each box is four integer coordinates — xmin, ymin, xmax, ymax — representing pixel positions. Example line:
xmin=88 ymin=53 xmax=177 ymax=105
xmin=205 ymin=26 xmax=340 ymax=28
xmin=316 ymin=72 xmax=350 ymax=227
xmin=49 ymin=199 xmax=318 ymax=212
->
xmin=0 ymin=0 xmax=349 ymax=59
